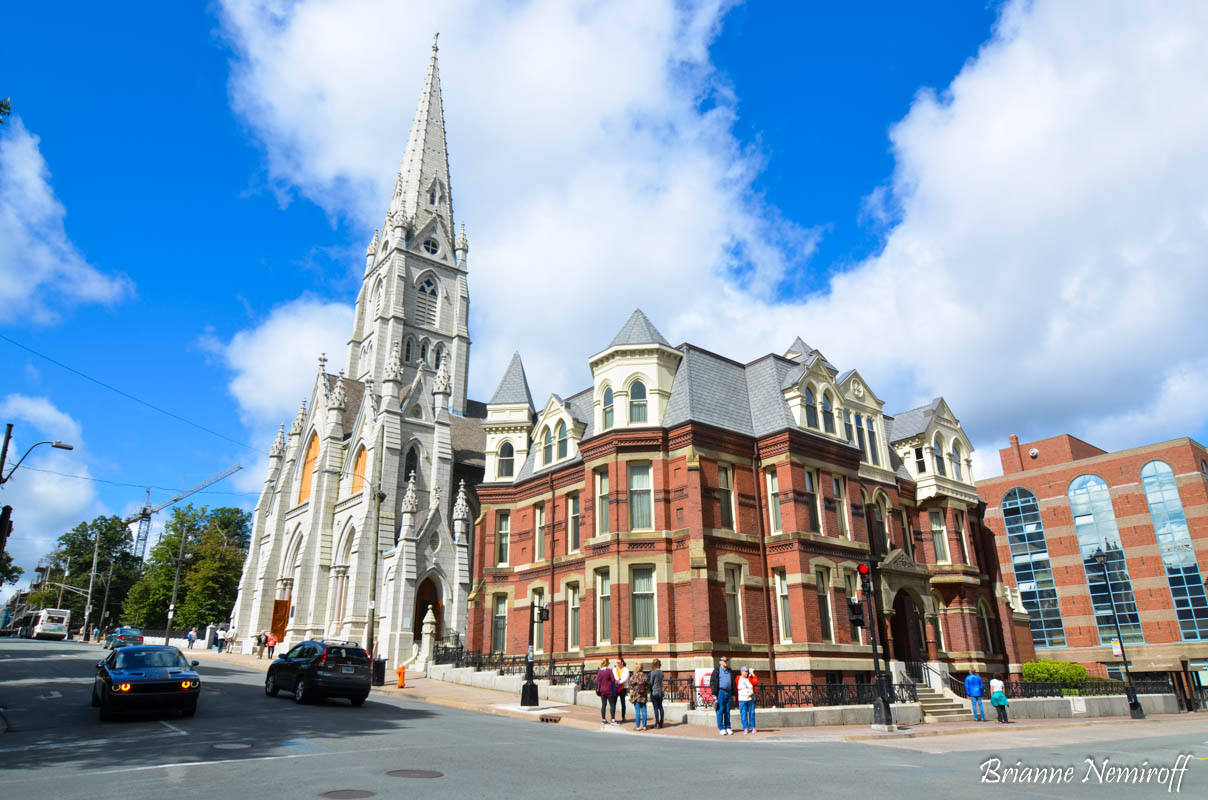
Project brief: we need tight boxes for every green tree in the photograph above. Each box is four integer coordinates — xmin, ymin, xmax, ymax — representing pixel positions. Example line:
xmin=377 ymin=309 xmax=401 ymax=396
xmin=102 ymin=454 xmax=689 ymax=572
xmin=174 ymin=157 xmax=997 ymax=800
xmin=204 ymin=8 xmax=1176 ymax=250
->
xmin=27 ymin=515 xmax=140 ymax=627
xmin=0 ymin=551 xmax=22 ymax=586
xmin=121 ymin=505 xmax=251 ymax=631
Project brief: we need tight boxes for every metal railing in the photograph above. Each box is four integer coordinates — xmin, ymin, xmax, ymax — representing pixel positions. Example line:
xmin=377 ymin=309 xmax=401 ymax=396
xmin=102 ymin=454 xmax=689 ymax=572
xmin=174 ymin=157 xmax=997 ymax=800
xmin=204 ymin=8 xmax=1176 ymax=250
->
xmin=908 ymin=666 xmax=1174 ymax=700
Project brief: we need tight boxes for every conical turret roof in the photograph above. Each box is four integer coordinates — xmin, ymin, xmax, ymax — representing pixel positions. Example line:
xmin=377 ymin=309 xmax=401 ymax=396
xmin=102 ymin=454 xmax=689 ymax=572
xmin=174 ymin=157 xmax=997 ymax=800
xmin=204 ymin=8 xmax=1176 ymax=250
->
xmin=488 ymin=352 xmax=534 ymax=408
xmin=608 ymin=309 xmax=670 ymax=348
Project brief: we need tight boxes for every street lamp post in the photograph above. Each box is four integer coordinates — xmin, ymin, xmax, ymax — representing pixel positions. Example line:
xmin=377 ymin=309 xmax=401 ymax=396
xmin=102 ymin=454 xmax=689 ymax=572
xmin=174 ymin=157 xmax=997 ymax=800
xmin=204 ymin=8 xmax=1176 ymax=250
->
xmin=0 ymin=423 xmax=74 ymax=486
xmin=521 ymin=599 xmax=548 ymax=707
xmin=1091 ymin=546 xmax=1145 ymax=719
xmin=164 ymin=526 xmax=192 ymax=645
xmin=859 ymin=562 xmax=895 ymax=731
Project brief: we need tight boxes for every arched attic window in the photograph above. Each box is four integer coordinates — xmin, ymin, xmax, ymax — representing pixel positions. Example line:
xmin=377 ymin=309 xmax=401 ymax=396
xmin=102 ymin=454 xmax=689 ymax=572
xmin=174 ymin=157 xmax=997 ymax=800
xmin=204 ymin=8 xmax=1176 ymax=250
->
xmin=603 ymin=388 xmax=614 ymax=430
xmin=950 ymin=442 xmax=963 ymax=480
xmin=822 ymin=392 xmax=835 ymax=434
xmin=416 ymin=278 xmax=438 ymax=326
xmin=298 ymin=433 xmax=319 ymax=505
xmin=804 ymin=387 xmax=818 ymax=429
xmin=542 ymin=427 xmax=553 ymax=465
xmin=351 ymin=446 xmax=367 ymax=494
xmin=556 ymin=421 xmax=568 ymax=459
xmin=933 ymin=434 xmax=947 ymax=477
xmin=629 ymin=381 xmax=647 ymax=423
xmin=864 ymin=416 xmax=880 ymax=466
xmin=498 ymin=441 xmax=515 ymax=478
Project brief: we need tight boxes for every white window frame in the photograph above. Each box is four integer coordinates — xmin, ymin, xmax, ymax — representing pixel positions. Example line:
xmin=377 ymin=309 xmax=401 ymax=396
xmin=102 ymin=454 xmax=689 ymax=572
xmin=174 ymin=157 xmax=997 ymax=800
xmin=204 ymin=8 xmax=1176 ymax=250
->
xmin=804 ymin=469 xmax=819 ymax=532
xmin=531 ymin=587 xmax=545 ymax=654
xmin=929 ymin=510 xmax=950 ymax=564
xmin=628 ymin=462 xmax=653 ymax=531
xmin=595 ymin=569 xmax=611 ymax=646
xmin=833 ymin=476 xmax=849 ymax=538
xmin=954 ymin=509 xmax=969 ymax=564
xmin=568 ymin=493 xmax=580 ymax=553
xmin=596 ymin=470 xmax=610 ymax=535
xmin=534 ymin=503 xmax=546 ymax=562
xmin=724 ymin=565 xmax=744 ymax=642
xmin=775 ymin=568 xmax=792 ymax=643
xmin=567 ymin=583 xmax=580 ymax=651
xmin=491 ymin=594 xmax=508 ymax=653
xmin=496 ymin=512 xmax=510 ymax=566
xmin=630 ymin=565 xmax=657 ymax=642
xmin=718 ymin=464 xmax=735 ymax=530
xmin=766 ymin=468 xmax=782 ymax=532
xmin=816 ymin=567 xmax=833 ymax=643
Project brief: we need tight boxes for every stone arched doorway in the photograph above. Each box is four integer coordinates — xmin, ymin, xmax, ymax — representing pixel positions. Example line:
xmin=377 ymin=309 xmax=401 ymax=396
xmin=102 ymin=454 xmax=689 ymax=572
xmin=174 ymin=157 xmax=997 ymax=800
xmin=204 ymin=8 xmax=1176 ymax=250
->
xmin=889 ymin=590 xmax=926 ymax=663
xmin=414 ymin=577 xmax=443 ymax=644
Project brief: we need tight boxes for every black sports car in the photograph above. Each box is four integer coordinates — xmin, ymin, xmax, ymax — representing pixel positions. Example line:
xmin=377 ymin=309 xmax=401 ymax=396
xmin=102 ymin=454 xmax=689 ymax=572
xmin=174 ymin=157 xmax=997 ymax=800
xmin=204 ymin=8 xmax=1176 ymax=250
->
xmin=92 ymin=645 xmax=201 ymax=719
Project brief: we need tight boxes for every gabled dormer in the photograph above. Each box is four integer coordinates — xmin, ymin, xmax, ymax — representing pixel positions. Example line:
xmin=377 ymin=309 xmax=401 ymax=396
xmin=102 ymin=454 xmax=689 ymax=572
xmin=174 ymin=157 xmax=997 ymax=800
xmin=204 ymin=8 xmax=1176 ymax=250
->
xmin=589 ymin=309 xmax=682 ymax=433
xmin=885 ymin=397 xmax=977 ymax=501
xmin=782 ymin=344 xmax=844 ymax=438
xmin=484 ymin=352 xmax=535 ymax=483
xmin=531 ymin=394 xmax=587 ymax=471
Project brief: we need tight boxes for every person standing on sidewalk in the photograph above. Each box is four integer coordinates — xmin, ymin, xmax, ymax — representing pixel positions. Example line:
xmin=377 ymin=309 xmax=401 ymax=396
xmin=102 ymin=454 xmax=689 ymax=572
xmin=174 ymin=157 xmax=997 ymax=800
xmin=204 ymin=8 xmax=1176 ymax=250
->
xmin=216 ymin=627 xmax=226 ymax=653
xmin=266 ymin=632 xmax=278 ymax=658
xmin=648 ymin=658 xmax=665 ymax=729
xmin=964 ymin=669 xmax=986 ymax=721
xmin=628 ymin=664 xmax=651 ymax=731
xmin=737 ymin=666 xmax=757 ymax=733
xmin=709 ymin=656 xmax=735 ymax=735
xmin=596 ymin=658 xmax=618 ymax=726
xmin=989 ymin=674 xmax=1010 ymax=724
xmin=187 ymin=627 xmax=197 ymax=650
xmin=614 ymin=657 xmax=630 ymax=724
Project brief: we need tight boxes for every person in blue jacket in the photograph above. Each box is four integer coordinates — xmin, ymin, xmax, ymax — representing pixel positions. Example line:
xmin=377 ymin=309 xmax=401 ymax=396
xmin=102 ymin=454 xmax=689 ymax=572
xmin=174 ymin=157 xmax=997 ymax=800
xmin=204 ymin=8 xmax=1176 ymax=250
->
xmin=964 ymin=669 xmax=986 ymax=721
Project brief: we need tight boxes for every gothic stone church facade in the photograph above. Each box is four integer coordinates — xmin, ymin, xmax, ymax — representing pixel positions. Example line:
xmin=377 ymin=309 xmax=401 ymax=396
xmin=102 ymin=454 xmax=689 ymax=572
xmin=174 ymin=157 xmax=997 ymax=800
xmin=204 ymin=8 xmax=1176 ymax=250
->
xmin=231 ymin=41 xmax=485 ymax=668
xmin=467 ymin=313 xmax=1036 ymax=683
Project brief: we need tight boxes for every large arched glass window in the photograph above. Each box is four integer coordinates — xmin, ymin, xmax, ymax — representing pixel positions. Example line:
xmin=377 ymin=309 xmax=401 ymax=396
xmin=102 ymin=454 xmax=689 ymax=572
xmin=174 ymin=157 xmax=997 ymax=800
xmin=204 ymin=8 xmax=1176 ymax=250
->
xmin=932 ymin=435 xmax=947 ymax=476
xmin=629 ymin=381 xmax=647 ymax=423
xmin=602 ymin=387 xmax=614 ymax=430
xmin=1141 ymin=461 xmax=1208 ymax=640
xmin=950 ymin=442 xmax=963 ymax=480
xmin=541 ymin=427 xmax=553 ymax=465
xmin=298 ymin=433 xmax=319 ymax=504
xmin=1068 ymin=474 xmax=1143 ymax=644
xmin=351 ymin=446 xmax=367 ymax=494
xmin=804 ymin=387 xmax=818 ymax=429
xmin=416 ymin=278 xmax=438 ymax=325
xmin=404 ymin=446 xmax=419 ymax=484
xmin=556 ymin=421 xmax=568 ymax=459
xmin=1002 ymin=488 xmax=1065 ymax=647
xmin=497 ymin=441 xmax=514 ymax=478
xmin=821 ymin=392 xmax=835 ymax=434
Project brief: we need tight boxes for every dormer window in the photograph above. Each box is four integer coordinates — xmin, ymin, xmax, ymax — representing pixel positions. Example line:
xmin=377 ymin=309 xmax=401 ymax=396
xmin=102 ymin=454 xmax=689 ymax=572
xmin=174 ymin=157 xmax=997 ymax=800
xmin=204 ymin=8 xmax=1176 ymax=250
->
xmin=542 ymin=427 xmax=553 ymax=465
xmin=843 ymin=411 xmax=853 ymax=443
xmin=804 ymin=387 xmax=818 ymax=429
xmin=855 ymin=413 xmax=866 ymax=454
xmin=603 ymin=387 xmax=614 ymax=429
xmin=950 ymin=442 xmax=963 ymax=480
xmin=498 ymin=442 xmax=515 ymax=478
xmin=822 ymin=392 xmax=835 ymax=434
xmin=629 ymin=381 xmax=647 ymax=423
xmin=933 ymin=434 xmax=947 ymax=477
xmin=556 ymin=421 xmax=568 ymax=459
xmin=865 ymin=416 xmax=880 ymax=466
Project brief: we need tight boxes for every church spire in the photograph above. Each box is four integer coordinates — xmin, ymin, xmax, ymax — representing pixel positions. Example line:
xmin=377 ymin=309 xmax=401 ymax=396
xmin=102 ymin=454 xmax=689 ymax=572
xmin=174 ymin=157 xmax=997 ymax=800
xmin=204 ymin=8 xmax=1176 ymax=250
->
xmin=388 ymin=32 xmax=454 ymax=241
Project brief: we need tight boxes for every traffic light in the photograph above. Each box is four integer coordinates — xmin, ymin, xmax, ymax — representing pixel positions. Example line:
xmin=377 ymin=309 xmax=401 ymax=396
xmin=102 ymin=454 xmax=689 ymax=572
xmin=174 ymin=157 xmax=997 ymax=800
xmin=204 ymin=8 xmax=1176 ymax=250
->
xmin=539 ymin=605 xmax=550 ymax=622
xmin=848 ymin=598 xmax=865 ymax=628
xmin=857 ymin=562 xmax=870 ymax=578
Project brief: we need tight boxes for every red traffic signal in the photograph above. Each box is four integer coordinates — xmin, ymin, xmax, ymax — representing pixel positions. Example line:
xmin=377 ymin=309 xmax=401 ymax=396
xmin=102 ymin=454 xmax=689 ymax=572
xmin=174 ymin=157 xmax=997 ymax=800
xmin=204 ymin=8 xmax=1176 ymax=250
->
xmin=857 ymin=562 xmax=870 ymax=576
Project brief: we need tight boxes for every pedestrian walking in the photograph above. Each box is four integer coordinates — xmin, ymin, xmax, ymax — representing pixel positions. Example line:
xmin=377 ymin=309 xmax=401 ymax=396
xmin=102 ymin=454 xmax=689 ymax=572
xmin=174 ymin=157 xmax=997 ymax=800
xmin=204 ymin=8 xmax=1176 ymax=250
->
xmin=92 ymin=626 xmax=100 ymax=642
xmin=267 ymin=632 xmax=278 ymax=658
xmin=216 ymin=627 xmax=227 ymax=653
xmin=737 ymin=666 xmax=757 ymax=733
xmin=227 ymin=626 xmax=237 ymax=654
xmin=628 ymin=664 xmax=651 ymax=731
xmin=596 ymin=658 xmax=619 ymax=726
xmin=709 ymin=656 xmax=735 ymax=735
xmin=187 ymin=627 xmax=197 ymax=650
xmin=964 ymin=669 xmax=986 ymax=721
xmin=614 ymin=657 xmax=630 ymax=724
xmin=649 ymin=658 xmax=665 ymax=729
xmin=990 ymin=675 xmax=1010 ymax=724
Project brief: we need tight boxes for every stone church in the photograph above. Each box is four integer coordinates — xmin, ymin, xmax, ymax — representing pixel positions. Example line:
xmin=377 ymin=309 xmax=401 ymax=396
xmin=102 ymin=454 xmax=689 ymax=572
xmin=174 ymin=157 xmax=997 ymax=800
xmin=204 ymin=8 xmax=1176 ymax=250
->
xmin=230 ymin=39 xmax=485 ymax=670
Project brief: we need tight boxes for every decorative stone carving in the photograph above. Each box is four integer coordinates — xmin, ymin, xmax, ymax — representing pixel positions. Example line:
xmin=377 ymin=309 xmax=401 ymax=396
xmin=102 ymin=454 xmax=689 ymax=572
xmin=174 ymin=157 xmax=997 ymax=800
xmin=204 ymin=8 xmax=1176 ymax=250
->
xmin=401 ymin=472 xmax=419 ymax=513
xmin=385 ymin=340 xmax=403 ymax=382
xmin=455 ymin=223 xmax=468 ymax=254
xmin=289 ymin=400 xmax=307 ymax=436
xmin=433 ymin=352 xmax=452 ymax=396
xmin=330 ymin=371 xmax=347 ymax=409
xmin=365 ymin=228 xmax=379 ymax=257
xmin=453 ymin=480 xmax=470 ymax=522
xmin=270 ymin=424 xmax=285 ymax=457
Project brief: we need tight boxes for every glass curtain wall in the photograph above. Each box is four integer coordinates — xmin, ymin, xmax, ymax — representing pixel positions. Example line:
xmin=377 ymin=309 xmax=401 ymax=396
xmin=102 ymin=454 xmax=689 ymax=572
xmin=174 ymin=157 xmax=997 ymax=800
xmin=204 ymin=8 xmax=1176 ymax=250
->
xmin=1001 ymin=488 xmax=1066 ymax=647
xmin=1068 ymin=475 xmax=1144 ymax=644
xmin=1140 ymin=461 xmax=1208 ymax=641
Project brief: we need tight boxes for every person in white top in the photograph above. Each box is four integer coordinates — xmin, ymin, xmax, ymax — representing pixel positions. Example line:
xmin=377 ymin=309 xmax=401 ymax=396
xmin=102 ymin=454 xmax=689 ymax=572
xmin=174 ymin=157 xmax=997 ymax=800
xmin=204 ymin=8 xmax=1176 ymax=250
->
xmin=989 ymin=675 xmax=1009 ymax=724
xmin=216 ymin=627 xmax=227 ymax=653
xmin=737 ymin=666 xmax=757 ymax=733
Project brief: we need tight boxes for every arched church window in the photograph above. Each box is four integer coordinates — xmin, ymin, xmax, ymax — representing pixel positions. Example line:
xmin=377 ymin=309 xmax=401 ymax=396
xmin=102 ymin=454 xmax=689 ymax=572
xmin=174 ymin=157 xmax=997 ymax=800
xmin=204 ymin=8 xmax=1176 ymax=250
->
xmin=433 ymin=343 xmax=445 ymax=368
xmin=416 ymin=278 xmax=438 ymax=326
xmin=298 ymin=433 xmax=319 ymax=505
xmin=556 ymin=421 xmax=568 ymax=459
xmin=629 ymin=381 xmax=647 ymax=423
xmin=351 ymin=446 xmax=367 ymax=494
xmin=542 ymin=427 xmax=553 ymax=465
xmin=404 ymin=338 xmax=413 ymax=363
xmin=429 ymin=187 xmax=437 ymax=206
xmin=498 ymin=442 xmax=515 ymax=478
xmin=420 ymin=341 xmax=429 ymax=365
xmin=603 ymin=387 xmax=614 ymax=430
xmin=405 ymin=446 xmax=419 ymax=485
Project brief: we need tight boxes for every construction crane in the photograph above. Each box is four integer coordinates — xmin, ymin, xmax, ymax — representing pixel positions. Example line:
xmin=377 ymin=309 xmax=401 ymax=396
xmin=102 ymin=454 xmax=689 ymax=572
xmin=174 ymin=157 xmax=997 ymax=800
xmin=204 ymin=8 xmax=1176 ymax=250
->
xmin=125 ymin=465 xmax=242 ymax=560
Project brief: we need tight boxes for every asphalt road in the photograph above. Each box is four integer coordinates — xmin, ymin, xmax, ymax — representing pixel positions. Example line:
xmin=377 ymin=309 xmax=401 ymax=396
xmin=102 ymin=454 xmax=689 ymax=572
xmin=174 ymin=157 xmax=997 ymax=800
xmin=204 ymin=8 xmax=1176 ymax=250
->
xmin=1 ymin=639 xmax=1205 ymax=799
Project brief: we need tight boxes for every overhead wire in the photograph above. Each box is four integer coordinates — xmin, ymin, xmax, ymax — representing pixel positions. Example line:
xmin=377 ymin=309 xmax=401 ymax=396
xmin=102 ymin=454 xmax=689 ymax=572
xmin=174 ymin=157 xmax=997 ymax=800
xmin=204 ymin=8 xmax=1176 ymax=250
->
xmin=15 ymin=465 xmax=261 ymax=497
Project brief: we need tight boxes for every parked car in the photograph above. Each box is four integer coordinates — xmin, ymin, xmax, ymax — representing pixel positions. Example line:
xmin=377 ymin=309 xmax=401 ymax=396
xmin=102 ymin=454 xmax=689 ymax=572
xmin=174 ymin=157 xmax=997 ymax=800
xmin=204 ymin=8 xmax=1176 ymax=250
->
xmin=92 ymin=645 xmax=201 ymax=720
xmin=104 ymin=626 xmax=144 ymax=649
xmin=264 ymin=640 xmax=371 ymax=706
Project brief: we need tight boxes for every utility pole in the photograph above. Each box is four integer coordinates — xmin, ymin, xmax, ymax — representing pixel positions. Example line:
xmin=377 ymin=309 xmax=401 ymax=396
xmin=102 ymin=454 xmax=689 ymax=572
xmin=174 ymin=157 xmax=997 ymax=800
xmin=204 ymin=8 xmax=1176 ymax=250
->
xmin=82 ymin=525 xmax=102 ymax=641
xmin=164 ymin=525 xmax=190 ymax=645
xmin=0 ymin=424 xmax=12 ymax=484
xmin=98 ymin=560 xmax=115 ymax=631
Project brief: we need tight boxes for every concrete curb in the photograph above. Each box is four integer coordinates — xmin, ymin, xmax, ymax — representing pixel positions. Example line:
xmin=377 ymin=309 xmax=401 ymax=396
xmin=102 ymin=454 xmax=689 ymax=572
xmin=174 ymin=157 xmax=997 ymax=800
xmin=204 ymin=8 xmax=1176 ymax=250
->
xmin=840 ymin=715 xmax=1175 ymax=742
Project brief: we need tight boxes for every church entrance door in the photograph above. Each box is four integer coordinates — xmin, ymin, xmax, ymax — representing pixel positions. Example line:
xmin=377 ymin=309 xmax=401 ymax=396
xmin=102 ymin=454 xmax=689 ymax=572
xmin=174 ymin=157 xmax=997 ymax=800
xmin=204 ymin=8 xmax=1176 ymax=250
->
xmin=414 ymin=578 xmax=442 ymax=644
xmin=890 ymin=591 xmax=924 ymax=664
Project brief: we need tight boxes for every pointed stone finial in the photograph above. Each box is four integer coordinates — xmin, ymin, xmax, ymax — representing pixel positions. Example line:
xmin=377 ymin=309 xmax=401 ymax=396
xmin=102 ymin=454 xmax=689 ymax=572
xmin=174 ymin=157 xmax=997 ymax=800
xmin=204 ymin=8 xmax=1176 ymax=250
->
xmin=385 ymin=340 xmax=403 ymax=382
xmin=453 ymin=480 xmax=470 ymax=522
xmin=270 ymin=424 xmax=285 ymax=457
xmin=433 ymin=352 xmax=452 ymax=395
xmin=455 ymin=223 xmax=468 ymax=254
xmin=289 ymin=400 xmax=307 ymax=436
xmin=318 ymin=352 xmax=328 ymax=377
xmin=401 ymin=471 xmax=419 ymax=513
xmin=432 ymin=32 xmax=439 ymax=53
xmin=365 ymin=228 xmax=379 ymax=257
xmin=330 ymin=371 xmax=347 ymax=409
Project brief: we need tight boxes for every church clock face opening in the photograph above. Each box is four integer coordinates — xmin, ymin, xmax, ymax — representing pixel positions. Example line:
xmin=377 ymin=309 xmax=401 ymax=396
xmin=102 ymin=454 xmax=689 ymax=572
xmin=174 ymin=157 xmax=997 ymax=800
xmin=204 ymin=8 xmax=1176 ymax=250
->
xmin=423 ymin=238 xmax=440 ymax=255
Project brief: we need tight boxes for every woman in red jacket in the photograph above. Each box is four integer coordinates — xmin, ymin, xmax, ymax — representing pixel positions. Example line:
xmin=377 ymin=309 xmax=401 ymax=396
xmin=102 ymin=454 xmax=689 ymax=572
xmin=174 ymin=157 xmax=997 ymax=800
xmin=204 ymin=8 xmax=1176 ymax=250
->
xmin=597 ymin=658 xmax=619 ymax=726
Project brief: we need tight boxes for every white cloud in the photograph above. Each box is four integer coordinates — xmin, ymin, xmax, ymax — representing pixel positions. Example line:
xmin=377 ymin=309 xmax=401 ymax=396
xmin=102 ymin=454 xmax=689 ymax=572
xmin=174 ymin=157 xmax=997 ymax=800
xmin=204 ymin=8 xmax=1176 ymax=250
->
xmin=0 ymin=395 xmax=104 ymax=603
xmin=216 ymin=0 xmax=1208 ymax=478
xmin=0 ymin=118 xmax=132 ymax=324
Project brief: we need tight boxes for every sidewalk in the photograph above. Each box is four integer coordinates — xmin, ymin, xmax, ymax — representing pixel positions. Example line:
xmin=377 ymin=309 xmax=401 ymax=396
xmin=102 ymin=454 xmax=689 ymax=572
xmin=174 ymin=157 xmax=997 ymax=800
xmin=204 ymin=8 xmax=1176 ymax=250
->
xmin=178 ymin=645 xmax=1191 ymax=743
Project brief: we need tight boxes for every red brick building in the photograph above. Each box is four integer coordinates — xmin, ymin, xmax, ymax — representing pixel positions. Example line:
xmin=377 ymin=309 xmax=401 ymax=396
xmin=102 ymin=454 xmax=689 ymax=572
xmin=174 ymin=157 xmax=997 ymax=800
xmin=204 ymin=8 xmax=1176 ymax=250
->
xmin=977 ymin=433 xmax=1208 ymax=694
xmin=464 ymin=311 xmax=1033 ymax=685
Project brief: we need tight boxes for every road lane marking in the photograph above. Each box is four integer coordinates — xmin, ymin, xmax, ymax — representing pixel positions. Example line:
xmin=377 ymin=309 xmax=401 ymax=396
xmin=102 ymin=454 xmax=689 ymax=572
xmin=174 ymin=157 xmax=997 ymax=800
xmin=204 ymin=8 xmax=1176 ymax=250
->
xmin=36 ymin=690 xmax=63 ymax=701
xmin=86 ymin=745 xmax=399 ymax=775
xmin=0 ymin=738 xmax=112 ymax=753
xmin=159 ymin=721 xmax=188 ymax=735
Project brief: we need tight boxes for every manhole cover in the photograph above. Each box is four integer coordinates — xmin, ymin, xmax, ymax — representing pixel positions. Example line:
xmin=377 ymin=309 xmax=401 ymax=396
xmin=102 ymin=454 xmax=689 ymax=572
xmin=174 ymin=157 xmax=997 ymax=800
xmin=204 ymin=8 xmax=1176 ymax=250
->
xmin=212 ymin=743 xmax=251 ymax=750
xmin=319 ymin=792 xmax=376 ymax=799
xmin=386 ymin=770 xmax=443 ymax=779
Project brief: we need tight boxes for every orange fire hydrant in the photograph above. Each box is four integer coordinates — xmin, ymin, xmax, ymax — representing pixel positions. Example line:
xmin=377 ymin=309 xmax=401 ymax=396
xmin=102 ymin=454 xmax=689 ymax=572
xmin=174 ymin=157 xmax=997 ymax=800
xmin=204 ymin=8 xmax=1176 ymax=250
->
xmin=396 ymin=664 xmax=406 ymax=688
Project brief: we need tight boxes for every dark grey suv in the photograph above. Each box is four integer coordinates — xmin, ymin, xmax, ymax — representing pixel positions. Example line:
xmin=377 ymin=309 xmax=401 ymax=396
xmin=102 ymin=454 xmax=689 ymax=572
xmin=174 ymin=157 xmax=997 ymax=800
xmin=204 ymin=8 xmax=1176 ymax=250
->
xmin=264 ymin=640 xmax=371 ymax=706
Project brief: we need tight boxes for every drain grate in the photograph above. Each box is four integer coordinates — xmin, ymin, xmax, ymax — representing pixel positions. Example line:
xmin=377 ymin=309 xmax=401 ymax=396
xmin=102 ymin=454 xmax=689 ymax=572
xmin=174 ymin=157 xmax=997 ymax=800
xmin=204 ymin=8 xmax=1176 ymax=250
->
xmin=386 ymin=769 xmax=443 ymax=779
xmin=319 ymin=792 xmax=376 ymax=799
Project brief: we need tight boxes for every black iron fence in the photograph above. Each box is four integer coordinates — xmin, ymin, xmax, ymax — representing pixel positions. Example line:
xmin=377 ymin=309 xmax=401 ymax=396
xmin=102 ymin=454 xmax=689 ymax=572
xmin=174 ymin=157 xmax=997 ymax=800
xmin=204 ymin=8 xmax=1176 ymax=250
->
xmin=908 ymin=664 xmax=1172 ymax=700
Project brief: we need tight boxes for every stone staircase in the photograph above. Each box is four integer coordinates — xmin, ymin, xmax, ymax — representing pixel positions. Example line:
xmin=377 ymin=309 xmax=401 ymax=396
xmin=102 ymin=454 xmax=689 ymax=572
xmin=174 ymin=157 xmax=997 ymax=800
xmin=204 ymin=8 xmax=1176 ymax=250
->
xmin=915 ymin=685 xmax=973 ymax=723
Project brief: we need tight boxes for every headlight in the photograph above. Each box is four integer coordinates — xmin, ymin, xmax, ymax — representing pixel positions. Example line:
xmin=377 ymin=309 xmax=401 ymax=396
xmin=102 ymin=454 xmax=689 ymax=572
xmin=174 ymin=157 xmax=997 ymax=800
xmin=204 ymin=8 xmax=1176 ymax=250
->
xmin=181 ymin=680 xmax=199 ymax=689
xmin=118 ymin=683 xmax=131 ymax=692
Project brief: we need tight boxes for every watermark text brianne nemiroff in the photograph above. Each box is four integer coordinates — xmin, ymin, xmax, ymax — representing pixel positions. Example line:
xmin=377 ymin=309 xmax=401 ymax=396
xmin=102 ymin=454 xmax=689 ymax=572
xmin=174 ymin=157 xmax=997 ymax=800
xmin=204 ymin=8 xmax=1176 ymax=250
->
xmin=979 ymin=755 xmax=1192 ymax=792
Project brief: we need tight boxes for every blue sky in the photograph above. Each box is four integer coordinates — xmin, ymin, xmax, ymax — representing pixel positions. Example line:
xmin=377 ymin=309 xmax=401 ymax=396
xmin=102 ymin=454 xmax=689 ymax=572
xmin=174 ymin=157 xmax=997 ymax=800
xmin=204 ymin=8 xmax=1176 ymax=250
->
xmin=3 ymin=1 xmax=1207 ymax=599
